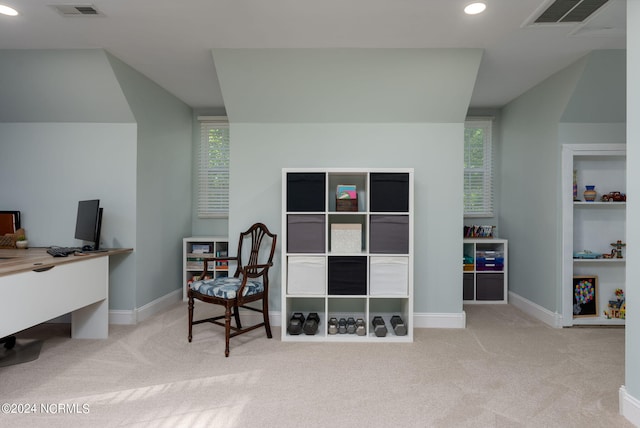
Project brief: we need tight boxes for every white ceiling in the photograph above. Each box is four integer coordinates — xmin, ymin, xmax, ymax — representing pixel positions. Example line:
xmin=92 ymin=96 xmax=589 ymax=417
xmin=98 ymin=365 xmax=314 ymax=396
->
xmin=0 ymin=0 xmax=626 ymax=109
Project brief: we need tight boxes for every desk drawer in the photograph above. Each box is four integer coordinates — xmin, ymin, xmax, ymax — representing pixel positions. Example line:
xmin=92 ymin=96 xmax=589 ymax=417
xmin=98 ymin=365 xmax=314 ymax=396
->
xmin=0 ymin=257 xmax=108 ymax=338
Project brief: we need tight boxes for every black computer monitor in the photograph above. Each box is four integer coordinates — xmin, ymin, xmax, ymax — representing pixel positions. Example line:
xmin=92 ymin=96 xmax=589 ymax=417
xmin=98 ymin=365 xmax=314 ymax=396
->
xmin=74 ymin=199 xmax=103 ymax=251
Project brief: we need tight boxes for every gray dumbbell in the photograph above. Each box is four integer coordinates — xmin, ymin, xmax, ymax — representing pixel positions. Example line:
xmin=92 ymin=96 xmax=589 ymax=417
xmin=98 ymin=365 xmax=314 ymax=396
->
xmin=303 ymin=312 xmax=320 ymax=335
xmin=288 ymin=312 xmax=305 ymax=335
xmin=390 ymin=315 xmax=407 ymax=336
xmin=355 ymin=318 xmax=366 ymax=336
xmin=338 ymin=318 xmax=348 ymax=334
xmin=328 ymin=317 xmax=339 ymax=335
xmin=371 ymin=316 xmax=387 ymax=337
xmin=346 ymin=317 xmax=357 ymax=334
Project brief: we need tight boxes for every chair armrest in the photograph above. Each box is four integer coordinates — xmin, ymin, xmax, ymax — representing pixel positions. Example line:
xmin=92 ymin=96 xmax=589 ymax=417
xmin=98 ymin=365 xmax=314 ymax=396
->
xmin=239 ymin=262 xmax=273 ymax=278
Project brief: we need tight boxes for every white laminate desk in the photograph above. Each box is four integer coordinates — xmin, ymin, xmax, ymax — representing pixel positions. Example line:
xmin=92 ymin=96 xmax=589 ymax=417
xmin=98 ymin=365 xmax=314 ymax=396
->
xmin=0 ymin=247 xmax=132 ymax=339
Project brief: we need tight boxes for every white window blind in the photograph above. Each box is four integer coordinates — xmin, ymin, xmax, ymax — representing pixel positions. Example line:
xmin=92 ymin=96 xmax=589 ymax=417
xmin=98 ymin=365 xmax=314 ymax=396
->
xmin=198 ymin=117 xmax=229 ymax=218
xmin=464 ymin=119 xmax=493 ymax=217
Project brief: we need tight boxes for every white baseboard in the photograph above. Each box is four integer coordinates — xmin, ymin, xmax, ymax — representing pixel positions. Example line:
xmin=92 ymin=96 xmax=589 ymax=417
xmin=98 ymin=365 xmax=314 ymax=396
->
xmin=509 ymin=291 xmax=563 ymax=328
xmin=620 ymin=386 xmax=640 ymax=426
xmin=109 ymin=289 xmax=182 ymax=325
xmin=413 ymin=311 xmax=466 ymax=329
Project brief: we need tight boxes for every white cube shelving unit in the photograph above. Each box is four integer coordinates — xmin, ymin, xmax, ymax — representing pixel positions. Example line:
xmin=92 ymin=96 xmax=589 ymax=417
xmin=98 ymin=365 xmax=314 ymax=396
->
xmin=281 ymin=168 xmax=414 ymax=342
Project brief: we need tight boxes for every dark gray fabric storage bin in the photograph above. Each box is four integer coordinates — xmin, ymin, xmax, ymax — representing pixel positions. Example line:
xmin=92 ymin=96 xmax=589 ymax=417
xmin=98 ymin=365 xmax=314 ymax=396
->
xmin=463 ymin=273 xmax=474 ymax=300
xmin=370 ymin=173 xmax=409 ymax=212
xmin=287 ymin=173 xmax=326 ymax=212
xmin=328 ymin=256 xmax=367 ymax=295
xmin=287 ymin=214 xmax=325 ymax=253
xmin=369 ymin=215 xmax=409 ymax=254
xmin=476 ymin=273 xmax=504 ymax=300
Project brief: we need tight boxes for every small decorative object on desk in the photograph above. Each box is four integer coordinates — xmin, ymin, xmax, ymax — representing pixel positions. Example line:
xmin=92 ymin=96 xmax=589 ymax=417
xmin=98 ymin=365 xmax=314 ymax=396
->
xmin=464 ymin=225 xmax=495 ymax=238
xmin=583 ymin=185 xmax=597 ymax=202
xmin=15 ymin=235 xmax=28 ymax=249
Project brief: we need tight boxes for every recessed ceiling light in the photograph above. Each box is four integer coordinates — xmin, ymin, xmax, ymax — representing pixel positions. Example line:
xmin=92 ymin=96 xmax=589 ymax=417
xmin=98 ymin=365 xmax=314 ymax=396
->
xmin=0 ymin=4 xmax=18 ymax=16
xmin=464 ymin=2 xmax=487 ymax=15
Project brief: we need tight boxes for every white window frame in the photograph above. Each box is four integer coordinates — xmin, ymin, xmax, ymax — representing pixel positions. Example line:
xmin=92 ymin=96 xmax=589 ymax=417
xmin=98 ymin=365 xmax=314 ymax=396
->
xmin=464 ymin=118 xmax=494 ymax=217
xmin=197 ymin=116 xmax=229 ymax=218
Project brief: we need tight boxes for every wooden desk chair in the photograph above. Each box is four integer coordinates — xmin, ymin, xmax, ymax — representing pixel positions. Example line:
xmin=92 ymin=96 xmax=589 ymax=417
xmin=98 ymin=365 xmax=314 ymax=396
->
xmin=187 ymin=223 xmax=277 ymax=357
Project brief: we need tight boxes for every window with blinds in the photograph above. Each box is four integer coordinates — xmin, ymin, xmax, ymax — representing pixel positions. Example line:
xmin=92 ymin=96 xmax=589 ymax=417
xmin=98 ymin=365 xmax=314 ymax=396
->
xmin=198 ymin=117 xmax=229 ymax=218
xmin=464 ymin=119 xmax=493 ymax=217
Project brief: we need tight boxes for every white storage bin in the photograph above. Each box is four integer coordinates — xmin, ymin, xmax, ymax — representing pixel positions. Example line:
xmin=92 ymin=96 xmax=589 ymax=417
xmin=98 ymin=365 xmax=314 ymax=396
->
xmin=287 ymin=256 xmax=326 ymax=295
xmin=369 ymin=256 xmax=408 ymax=296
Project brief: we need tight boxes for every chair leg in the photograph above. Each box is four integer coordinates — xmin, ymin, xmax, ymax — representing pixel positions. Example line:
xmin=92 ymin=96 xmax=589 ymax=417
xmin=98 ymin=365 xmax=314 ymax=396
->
xmin=233 ymin=301 xmax=242 ymax=329
xmin=188 ymin=294 xmax=194 ymax=343
xmin=224 ymin=304 xmax=232 ymax=357
xmin=263 ymin=297 xmax=272 ymax=338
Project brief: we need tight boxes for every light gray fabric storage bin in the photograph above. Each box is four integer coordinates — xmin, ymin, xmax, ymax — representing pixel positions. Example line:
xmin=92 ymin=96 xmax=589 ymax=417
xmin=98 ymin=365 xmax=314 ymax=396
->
xmin=287 ymin=214 xmax=325 ymax=253
xmin=369 ymin=215 xmax=409 ymax=254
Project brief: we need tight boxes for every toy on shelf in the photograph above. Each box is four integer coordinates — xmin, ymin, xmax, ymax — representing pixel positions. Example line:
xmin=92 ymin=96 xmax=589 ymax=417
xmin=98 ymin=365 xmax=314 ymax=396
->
xmin=601 ymin=191 xmax=626 ymax=202
xmin=573 ymin=250 xmax=602 ymax=259
xmin=610 ymin=240 xmax=626 ymax=259
xmin=603 ymin=288 xmax=625 ymax=319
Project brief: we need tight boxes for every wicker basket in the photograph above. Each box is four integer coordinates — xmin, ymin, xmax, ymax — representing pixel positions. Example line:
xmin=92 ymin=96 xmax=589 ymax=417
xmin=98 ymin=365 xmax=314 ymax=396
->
xmin=0 ymin=228 xmax=25 ymax=249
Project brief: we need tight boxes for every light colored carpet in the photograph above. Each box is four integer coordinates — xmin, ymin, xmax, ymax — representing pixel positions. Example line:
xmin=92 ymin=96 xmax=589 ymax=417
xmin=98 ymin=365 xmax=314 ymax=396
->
xmin=0 ymin=303 xmax=633 ymax=428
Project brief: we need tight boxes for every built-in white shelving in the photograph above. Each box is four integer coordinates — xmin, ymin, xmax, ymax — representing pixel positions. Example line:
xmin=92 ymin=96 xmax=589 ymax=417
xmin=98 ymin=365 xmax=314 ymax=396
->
xmin=182 ymin=236 xmax=229 ymax=301
xmin=562 ymin=144 xmax=626 ymax=326
xmin=463 ymin=238 xmax=508 ymax=304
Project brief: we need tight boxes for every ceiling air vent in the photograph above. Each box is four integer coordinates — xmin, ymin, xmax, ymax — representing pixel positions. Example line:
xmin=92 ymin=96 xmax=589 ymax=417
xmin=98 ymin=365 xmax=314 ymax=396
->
xmin=534 ymin=0 xmax=609 ymax=23
xmin=51 ymin=5 xmax=104 ymax=16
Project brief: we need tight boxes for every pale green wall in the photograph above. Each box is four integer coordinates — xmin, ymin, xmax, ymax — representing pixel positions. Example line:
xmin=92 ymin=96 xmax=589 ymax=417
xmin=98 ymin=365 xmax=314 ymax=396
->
xmin=107 ymin=53 xmax=193 ymax=309
xmin=214 ymin=48 xmax=482 ymax=315
xmin=625 ymin=0 xmax=640 ymax=402
xmin=0 ymin=122 xmax=137 ymax=309
xmin=500 ymin=58 xmax=586 ymax=312
xmin=501 ymin=50 xmax=626 ymax=315
xmin=228 ymin=123 xmax=465 ymax=312
xmin=561 ymin=50 xmax=626 ymax=123
xmin=0 ymin=49 xmax=193 ymax=311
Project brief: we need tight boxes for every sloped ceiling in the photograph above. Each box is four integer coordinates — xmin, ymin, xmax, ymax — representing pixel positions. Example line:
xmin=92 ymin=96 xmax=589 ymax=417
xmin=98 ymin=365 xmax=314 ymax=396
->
xmin=213 ymin=48 xmax=483 ymax=123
